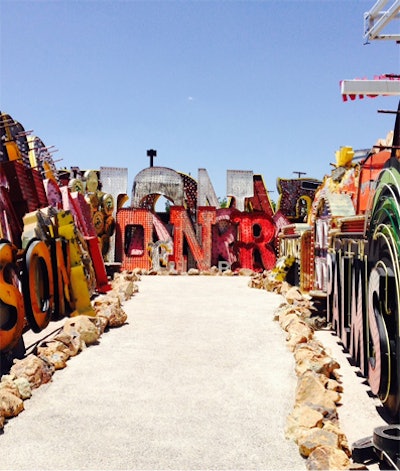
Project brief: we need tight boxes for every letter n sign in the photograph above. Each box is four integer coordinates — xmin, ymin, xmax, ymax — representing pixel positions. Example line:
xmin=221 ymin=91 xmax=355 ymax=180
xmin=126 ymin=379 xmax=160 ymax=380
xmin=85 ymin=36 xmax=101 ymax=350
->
xmin=169 ymin=206 xmax=216 ymax=272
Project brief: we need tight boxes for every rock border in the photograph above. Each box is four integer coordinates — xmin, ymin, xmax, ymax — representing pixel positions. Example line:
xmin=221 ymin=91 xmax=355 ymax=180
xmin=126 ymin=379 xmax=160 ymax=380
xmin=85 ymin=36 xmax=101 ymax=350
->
xmin=249 ymin=272 xmax=367 ymax=470
xmin=0 ymin=270 xmax=139 ymax=433
xmin=134 ymin=266 xmax=256 ymax=277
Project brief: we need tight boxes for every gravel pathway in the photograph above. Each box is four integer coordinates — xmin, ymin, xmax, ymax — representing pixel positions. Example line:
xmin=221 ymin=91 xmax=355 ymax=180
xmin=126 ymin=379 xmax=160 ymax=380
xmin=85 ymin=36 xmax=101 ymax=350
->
xmin=0 ymin=276 xmax=306 ymax=470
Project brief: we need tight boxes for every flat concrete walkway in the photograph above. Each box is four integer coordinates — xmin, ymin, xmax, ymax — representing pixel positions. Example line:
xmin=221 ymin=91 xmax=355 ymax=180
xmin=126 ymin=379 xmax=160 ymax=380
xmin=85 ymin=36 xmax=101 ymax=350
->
xmin=0 ymin=276 xmax=305 ymax=470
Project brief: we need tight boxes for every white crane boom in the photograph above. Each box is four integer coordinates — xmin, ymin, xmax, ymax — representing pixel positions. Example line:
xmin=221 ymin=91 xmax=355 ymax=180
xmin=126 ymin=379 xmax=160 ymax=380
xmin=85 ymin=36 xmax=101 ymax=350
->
xmin=364 ymin=0 xmax=400 ymax=41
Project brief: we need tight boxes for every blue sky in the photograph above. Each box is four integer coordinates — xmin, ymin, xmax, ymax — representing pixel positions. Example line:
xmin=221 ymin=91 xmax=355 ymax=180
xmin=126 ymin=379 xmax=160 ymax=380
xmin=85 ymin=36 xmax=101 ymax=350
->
xmin=1 ymin=0 xmax=400 ymax=201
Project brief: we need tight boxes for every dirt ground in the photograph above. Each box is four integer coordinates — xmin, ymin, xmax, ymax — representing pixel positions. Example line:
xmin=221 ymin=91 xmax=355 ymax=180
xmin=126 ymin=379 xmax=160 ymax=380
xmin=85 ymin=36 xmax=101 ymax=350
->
xmin=0 ymin=276 xmax=388 ymax=470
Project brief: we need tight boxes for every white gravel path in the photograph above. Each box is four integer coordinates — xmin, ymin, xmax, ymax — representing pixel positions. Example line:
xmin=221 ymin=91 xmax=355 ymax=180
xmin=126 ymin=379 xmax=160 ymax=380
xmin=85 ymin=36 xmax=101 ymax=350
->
xmin=1 ymin=276 xmax=306 ymax=470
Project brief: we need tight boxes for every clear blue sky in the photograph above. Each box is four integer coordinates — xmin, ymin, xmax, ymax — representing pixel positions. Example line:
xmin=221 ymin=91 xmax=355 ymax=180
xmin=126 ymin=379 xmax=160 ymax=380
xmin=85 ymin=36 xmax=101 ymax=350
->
xmin=1 ymin=0 xmax=400 ymax=201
